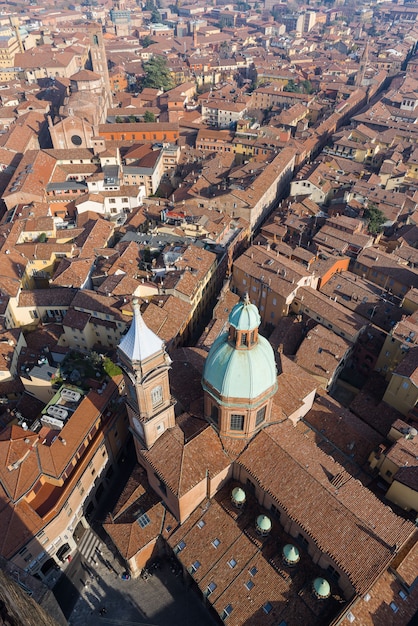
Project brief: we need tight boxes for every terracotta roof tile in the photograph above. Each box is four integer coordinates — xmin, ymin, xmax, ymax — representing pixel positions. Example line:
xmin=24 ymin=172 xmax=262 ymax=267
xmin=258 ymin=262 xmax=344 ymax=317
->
xmin=238 ymin=422 xmax=414 ymax=594
xmin=142 ymin=415 xmax=231 ymax=497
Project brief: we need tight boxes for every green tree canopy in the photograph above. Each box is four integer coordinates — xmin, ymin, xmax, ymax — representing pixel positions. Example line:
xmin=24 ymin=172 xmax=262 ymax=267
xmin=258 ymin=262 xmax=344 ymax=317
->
xmin=150 ymin=7 xmax=161 ymax=22
xmin=143 ymin=109 xmax=156 ymax=122
xmin=142 ymin=56 xmax=174 ymax=91
xmin=286 ymin=79 xmax=299 ymax=92
xmin=364 ymin=205 xmax=386 ymax=235
xmin=285 ymin=79 xmax=313 ymax=94
xmin=141 ymin=35 xmax=155 ymax=48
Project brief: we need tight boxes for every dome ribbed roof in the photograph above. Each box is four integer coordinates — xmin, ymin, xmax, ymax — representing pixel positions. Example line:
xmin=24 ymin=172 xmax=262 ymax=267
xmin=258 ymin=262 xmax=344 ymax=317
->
xmin=202 ymin=331 xmax=277 ymax=400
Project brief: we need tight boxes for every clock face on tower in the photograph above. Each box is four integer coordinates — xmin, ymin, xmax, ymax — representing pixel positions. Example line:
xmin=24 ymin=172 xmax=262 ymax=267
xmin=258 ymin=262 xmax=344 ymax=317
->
xmin=133 ymin=417 xmax=144 ymax=437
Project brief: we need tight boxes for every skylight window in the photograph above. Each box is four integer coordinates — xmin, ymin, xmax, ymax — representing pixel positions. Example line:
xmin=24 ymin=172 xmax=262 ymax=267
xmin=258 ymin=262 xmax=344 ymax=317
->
xmin=190 ymin=560 xmax=201 ymax=574
xmin=228 ymin=558 xmax=237 ymax=568
xmin=197 ymin=520 xmax=205 ymax=529
xmin=137 ymin=512 xmax=151 ymax=528
xmin=212 ymin=538 xmax=220 ymax=548
xmin=245 ymin=580 xmax=254 ymax=590
xmin=175 ymin=540 xmax=186 ymax=553
xmin=207 ymin=581 xmax=217 ymax=595
xmin=263 ymin=602 xmax=273 ymax=614
xmin=249 ymin=566 xmax=258 ymax=576
xmin=390 ymin=602 xmax=399 ymax=613
xmin=222 ymin=604 xmax=233 ymax=620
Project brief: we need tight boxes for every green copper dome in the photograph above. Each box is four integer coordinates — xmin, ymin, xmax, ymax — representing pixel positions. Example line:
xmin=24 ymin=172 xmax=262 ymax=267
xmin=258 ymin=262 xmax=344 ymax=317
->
xmin=313 ymin=578 xmax=331 ymax=599
xmin=256 ymin=515 xmax=272 ymax=533
xmin=283 ymin=544 xmax=300 ymax=564
xmin=231 ymin=487 xmax=246 ymax=504
xmin=202 ymin=332 xmax=277 ymax=401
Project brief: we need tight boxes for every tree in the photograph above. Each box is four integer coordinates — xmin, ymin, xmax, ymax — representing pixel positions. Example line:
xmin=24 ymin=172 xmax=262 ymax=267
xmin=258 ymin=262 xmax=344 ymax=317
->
xmin=103 ymin=357 xmax=122 ymax=378
xmin=300 ymin=80 xmax=313 ymax=94
xmin=142 ymin=56 xmax=174 ymax=91
xmin=141 ymin=35 xmax=155 ymax=48
xmin=364 ymin=205 xmax=386 ymax=235
xmin=143 ymin=109 xmax=156 ymax=122
xmin=286 ymin=79 xmax=299 ymax=92
xmin=150 ymin=7 xmax=161 ymax=22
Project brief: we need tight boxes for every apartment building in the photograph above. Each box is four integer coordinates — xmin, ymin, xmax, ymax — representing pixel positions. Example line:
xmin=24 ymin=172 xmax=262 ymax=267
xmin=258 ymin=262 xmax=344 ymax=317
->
xmin=353 ymin=248 xmax=418 ymax=300
xmin=369 ymin=419 xmax=418 ymax=512
xmin=232 ymin=245 xmax=318 ymax=326
xmin=201 ymin=97 xmax=248 ymax=129
xmin=0 ymin=375 xmax=128 ymax=584
xmin=375 ymin=312 xmax=418 ymax=379
xmin=291 ymin=286 xmax=367 ymax=343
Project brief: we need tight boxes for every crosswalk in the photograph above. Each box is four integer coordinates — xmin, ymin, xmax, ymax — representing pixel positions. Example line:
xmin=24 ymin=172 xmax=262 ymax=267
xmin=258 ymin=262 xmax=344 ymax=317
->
xmin=77 ymin=528 xmax=104 ymax=562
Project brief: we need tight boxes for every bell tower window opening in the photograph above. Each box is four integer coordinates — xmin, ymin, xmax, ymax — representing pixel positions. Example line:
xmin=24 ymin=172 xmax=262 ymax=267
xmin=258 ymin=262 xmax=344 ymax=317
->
xmin=241 ymin=332 xmax=248 ymax=346
xmin=151 ymin=385 xmax=163 ymax=408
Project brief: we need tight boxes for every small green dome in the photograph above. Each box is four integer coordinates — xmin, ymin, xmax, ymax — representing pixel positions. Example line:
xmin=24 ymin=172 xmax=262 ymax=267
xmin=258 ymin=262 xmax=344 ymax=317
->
xmin=232 ymin=487 xmax=246 ymax=504
xmin=202 ymin=332 xmax=277 ymax=401
xmin=256 ymin=515 xmax=272 ymax=532
xmin=229 ymin=296 xmax=261 ymax=331
xmin=313 ymin=578 xmax=331 ymax=599
xmin=283 ymin=544 xmax=300 ymax=564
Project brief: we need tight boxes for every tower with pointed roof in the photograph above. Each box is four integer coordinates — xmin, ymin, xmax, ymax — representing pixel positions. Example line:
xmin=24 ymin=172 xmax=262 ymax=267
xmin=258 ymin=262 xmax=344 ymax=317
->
xmin=117 ymin=299 xmax=175 ymax=450
xmin=202 ymin=294 xmax=278 ymax=439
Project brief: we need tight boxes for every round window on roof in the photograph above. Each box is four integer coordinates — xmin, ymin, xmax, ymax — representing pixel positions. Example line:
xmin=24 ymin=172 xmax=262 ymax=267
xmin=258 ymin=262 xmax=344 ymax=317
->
xmin=71 ymin=134 xmax=82 ymax=146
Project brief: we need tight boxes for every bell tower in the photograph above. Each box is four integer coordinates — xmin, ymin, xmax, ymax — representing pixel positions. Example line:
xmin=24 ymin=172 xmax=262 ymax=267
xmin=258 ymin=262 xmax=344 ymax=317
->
xmin=86 ymin=23 xmax=113 ymax=112
xmin=117 ymin=299 xmax=175 ymax=450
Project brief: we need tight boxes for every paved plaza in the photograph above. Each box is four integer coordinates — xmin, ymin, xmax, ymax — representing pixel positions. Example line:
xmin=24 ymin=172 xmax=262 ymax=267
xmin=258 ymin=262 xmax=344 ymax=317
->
xmin=54 ymin=528 xmax=217 ymax=626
